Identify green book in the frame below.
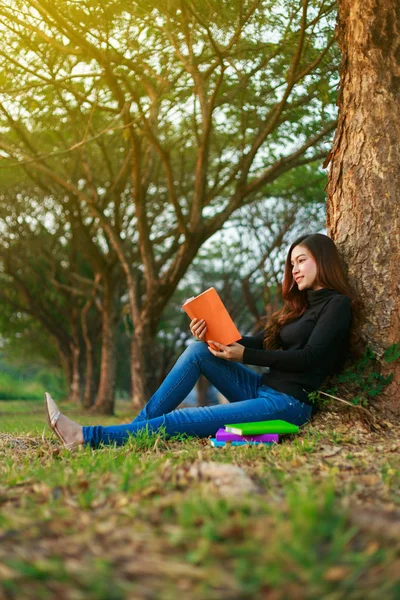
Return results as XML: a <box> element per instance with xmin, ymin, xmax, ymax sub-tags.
<box><xmin>224</xmin><ymin>419</ymin><xmax>299</xmax><ymax>436</ymax></box>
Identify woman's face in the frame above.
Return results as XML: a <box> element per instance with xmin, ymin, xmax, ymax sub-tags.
<box><xmin>290</xmin><ymin>245</ymin><xmax>322</xmax><ymax>291</ymax></box>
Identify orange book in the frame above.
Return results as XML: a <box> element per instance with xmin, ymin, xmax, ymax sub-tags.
<box><xmin>182</xmin><ymin>287</ymin><xmax>241</xmax><ymax>346</ymax></box>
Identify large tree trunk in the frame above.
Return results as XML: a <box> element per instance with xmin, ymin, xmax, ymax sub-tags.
<box><xmin>326</xmin><ymin>0</ymin><xmax>400</xmax><ymax>414</ymax></box>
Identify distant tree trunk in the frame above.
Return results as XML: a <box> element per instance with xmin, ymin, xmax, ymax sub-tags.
<box><xmin>196</xmin><ymin>375</ymin><xmax>210</xmax><ymax>407</ymax></box>
<box><xmin>92</xmin><ymin>281</ymin><xmax>119</xmax><ymax>415</ymax></box>
<box><xmin>57</xmin><ymin>346</ymin><xmax>72</xmax><ymax>400</ymax></box>
<box><xmin>55</xmin><ymin>340</ymin><xmax>79</xmax><ymax>403</ymax></box>
<box><xmin>68</xmin><ymin>310</ymin><xmax>81</xmax><ymax>404</ymax></box>
<box><xmin>81</xmin><ymin>300</ymin><xmax>96</xmax><ymax>409</ymax></box>
<box><xmin>326</xmin><ymin>0</ymin><xmax>400</xmax><ymax>414</ymax></box>
<box><xmin>69</xmin><ymin>343</ymin><xmax>81</xmax><ymax>404</ymax></box>
<box><xmin>131</xmin><ymin>320</ymin><xmax>157</xmax><ymax>409</ymax></box>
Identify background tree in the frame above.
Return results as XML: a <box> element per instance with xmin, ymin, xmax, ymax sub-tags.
<box><xmin>0</xmin><ymin>0</ymin><xmax>338</xmax><ymax>411</ymax></box>
<box><xmin>0</xmin><ymin>302</ymin><xmax>68</xmax><ymax>401</ymax></box>
<box><xmin>158</xmin><ymin>194</ymin><xmax>325</xmax><ymax>405</ymax></box>
<box><xmin>325</xmin><ymin>0</ymin><xmax>400</xmax><ymax>414</ymax></box>
<box><xmin>0</xmin><ymin>204</ymin><xmax>103</xmax><ymax>404</ymax></box>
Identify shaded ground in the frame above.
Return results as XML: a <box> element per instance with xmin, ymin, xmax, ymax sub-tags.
<box><xmin>0</xmin><ymin>399</ymin><xmax>399</xmax><ymax>599</ymax></box>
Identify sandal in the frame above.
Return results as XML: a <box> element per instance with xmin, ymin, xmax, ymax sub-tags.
<box><xmin>44</xmin><ymin>392</ymin><xmax>81</xmax><ymax>450</ymax></box>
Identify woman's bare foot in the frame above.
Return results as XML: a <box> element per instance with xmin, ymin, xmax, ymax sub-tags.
<box><xmin>45</xmin><ymin>392</ymin><xmax>84</xmax><ymax>448</ymax></box>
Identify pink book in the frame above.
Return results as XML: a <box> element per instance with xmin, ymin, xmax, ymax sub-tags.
<box><xmin>215</xmin><ymin>428</ymin><xmax>279</xmax><ymax>443</ymax></box>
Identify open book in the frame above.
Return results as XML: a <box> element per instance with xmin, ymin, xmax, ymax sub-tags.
<box><xmin>182</xmin><ymin>287</ymin><xmax>241</xmax><ymax>346</ymax></box>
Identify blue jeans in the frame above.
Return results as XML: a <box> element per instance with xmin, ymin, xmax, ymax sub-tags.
<box><xmin>83</xmin><ymin>342</ymin><xmax>312</xmax><ymax>448</ymax></box>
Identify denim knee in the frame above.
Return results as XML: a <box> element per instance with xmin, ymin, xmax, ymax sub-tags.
<box><xmin>181</xmin><ymin>341</ymin><xmax>209</xmax><ymax>362</ymax></box>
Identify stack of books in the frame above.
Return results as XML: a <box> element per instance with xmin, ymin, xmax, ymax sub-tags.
<box><xmin>209</xmin><ymin>419</ymin><xmax>299</xmax><ymax>448</ymax></box>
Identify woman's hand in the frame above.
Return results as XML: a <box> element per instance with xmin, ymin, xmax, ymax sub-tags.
<box><xmin>190</xmin><ymin>318</ymin><xmax>207</xmax><ymax>341</ymax></box>
<box><xmin>207</xmin><ymin>341</ymin><xmax>244</xmax><ymax>362</ymax></box>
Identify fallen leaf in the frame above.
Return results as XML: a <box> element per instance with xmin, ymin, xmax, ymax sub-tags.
<box><xmin>349</xmin><ymin>508</ymin><xmax>400</xmax><ymax>542</ymax></box>
<box><xmin>290</xmin><ymin>456</ymin><xmax>306</xmax><ymax>467</ymax></box>
<box><xmin>359</xmin><ymin>474</ymin><xmax>381</xmax><ymax>486</ymax></box>
<box><xmin>0</xmin><ymin>562</ymin><xmax>17</xmax><ymax>579</ymax></box>
<box><xmin>319</xmin><ymin>445</ymin><xmax>342</xmax><ymax>458</ymax></box>
<box><xmin>324</xmin><ymin>565</ymin><xmax>351</xmax><ymax>581</ymax></box>
<box><xmin>365</xmin><ymin>542</ymin><xmax>380</xmax><ymax>555</ymax></box>
<box><xmin>95</xmin><ymin>521</ymin><xmax>115</xmax><ymax>535</ymax></box>
<box><xmin>386</xmin><ymin>445</ymin><xmax>399</xmax><ymax>453</ymax></box>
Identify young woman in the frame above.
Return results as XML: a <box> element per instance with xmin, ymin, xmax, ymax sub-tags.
<box><xmin>45</xmin><ymin>233</ymin><xmax>359</xmax><ymax>449</ymax></box>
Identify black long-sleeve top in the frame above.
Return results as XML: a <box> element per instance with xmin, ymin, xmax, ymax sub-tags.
<box><xmin>240</xmin><ymin>288</ymin><xmax>352</xmax><ymax>405</ymax></box>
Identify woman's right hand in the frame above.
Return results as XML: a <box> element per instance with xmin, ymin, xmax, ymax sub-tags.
<box><xmin>190</xmin><ymin>318</ymin><xmax>207</xmax><ymax>341</ymax></box>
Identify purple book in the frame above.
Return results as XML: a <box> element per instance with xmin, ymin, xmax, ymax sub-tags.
<box><xmin>215</xmin><ymin>428</ymin><xmax>279</xmax><ymax>443</ymax></box>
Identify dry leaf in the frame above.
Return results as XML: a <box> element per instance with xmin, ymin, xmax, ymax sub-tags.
<box><xmin>323</xmin><ymin>565</ymin><xmax>351</xmax><ymax>581</ymax></box>
<box><xmin>113</xmin><ymin>494</ymin><xmax>130</xmax><ymax>508</ymax></box>
<box><xmin>319</xmin><ymin>445</ymin><xmax>342</xmax><ymax>458</ymax></box>
<box><xmin>359</xmin><ymin>474</ymin><xmax>381</xmax><ymax>486</ymax></box>
<box><xmin>0</xmin><ymin>562</ymin><xmax>17</xmax><ymax>579</ymax></box>
<box><xmin>349</xmin><ymin>508</ymin><xmax>400</xmax><ymax>542</ymax></box>
<box><xmin>95</xmin><ymin>521</ymin><xmax>115</xmax><ymax>535</ymax></box>
<box><xmin>365</xmin><ymin>542</ymin><xmax>380</xmax><ymax>555</ymax></box>
<box><xmin>290</xmin><ymin>456</ymin><xmax>306</xmax><ymax>467</ymax></box>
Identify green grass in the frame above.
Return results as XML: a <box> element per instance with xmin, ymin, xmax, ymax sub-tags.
<box><xmin>0</xmin><ymin>398</ymin><xmax>399</xmax><ymax>599</ymax></box>
<box><xmin>0</xmin><ymin>371</ymin><xmax>66</xmax><ymax>401</ymax></box>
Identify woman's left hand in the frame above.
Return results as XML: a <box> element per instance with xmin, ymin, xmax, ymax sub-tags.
<box><xmin>207</xmin><ymin>341</ymin><xmax>245</xmax><ymax>362</ymax></box>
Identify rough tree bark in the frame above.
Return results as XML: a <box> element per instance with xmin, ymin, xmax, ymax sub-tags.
<box><xmin>326</xmin><ymin>0</ymin><xmax>400</xmax><ymax>414</ymax></box>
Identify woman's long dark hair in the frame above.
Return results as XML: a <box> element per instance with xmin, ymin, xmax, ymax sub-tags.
<box><xmin>263</xmin><ymin>233</ymin><xmax>364</xmax><ymax>357</ymax></box>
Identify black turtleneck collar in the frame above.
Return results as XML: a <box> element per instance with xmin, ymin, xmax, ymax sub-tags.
<box><xmin>306</xmin><ymin>288</ymin><xmax>341</xmax><ymax>306</ymax></box>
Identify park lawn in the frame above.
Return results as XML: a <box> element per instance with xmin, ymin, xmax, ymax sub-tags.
<box><xmin>0</xmin><ymin>399</ymin><xmax>399</xmax><ymax>600</ymax></box>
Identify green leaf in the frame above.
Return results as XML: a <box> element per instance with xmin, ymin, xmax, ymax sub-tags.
<box><xmin>383</xmin><ymin>342</ymin><xmax>400</xmax><ymax>364</ymax></box>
